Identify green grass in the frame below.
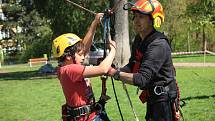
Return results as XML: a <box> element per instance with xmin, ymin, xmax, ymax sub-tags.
<box><xmin>173</xmin><ymin>54</ymin><xmax>215</xmax><ymax>63</ymax></box>
<box><xmin>0</xmin><ymin>64</ymin><xmax>215</xmax><ymax>121</ymax></box>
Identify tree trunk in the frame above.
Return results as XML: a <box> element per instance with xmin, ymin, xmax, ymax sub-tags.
<box><xmin>111</xmin><ymin>0</ymin><xmax>130</xmax><ymax>67</ymax></box>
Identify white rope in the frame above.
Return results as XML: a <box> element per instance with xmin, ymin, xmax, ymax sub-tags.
<box><xmin>122</xmin><ymin>83</ymin><xmax>140</xmax><ymax>121</ymax></box>
<box><xmin>65</xmin><ymin>0</ymin><xmax>96</xmax><ymax>15</ymax></box>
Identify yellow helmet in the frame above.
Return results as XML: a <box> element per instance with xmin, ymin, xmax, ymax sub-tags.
<box><xmin>52</xmin><ymin>33</ymin><xmax>81</xmax><ymax>58</ymax></box>
<box><xmin>124</xmin><ymin>0</ymin><xmax>164</xmax><ymax>28</ymax></box>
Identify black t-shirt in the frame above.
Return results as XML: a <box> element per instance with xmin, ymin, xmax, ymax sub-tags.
<box><xmin>124</xmin><ymin>31</ymin><xmax>175</xmax><ymax>89</ymax></box>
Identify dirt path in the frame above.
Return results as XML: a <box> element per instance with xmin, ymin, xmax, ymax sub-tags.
<box><xmin>173</xmin><ymin>63</ymin><xmax>215</xmax><ymax>67</ymax></box>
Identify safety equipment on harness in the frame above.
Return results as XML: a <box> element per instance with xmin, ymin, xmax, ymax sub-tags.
<box><xmin>172</xmin><ymin>80</ymin><xmax>182</xmax><ymax>121</ymax></box>
<box><xmin>139</xmin><ymin>90</ymin><xmax>149</xmax><ymax>103</ymax></box>
<box><xmin>62</xmin><ymin>103</ymin><xmax>102</xmax><ymax>121</ymax></box>
<box><xmin>52</xmin><ymin>33</ymin><xmax>81</xmax><ymax>58</ymax></box>
<box><xmin>123</xmin><ymin>0</ymin><xmax>164</xmax><ymax>28</ymax></box>
<box><xmin>172</xmin><ymin>100</ymin><xmax>181</xmax><ymax>121</ymax></box>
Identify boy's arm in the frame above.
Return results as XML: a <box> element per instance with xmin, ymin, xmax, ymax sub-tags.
<box><xmin>82</xmin><ymin>13</ymin><xmax>103</xmax><ymax>55</ymax></box>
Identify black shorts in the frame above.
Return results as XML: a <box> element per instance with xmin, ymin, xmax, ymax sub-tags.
<box><xmin>145</xmin><ymin>101</ymin><xmax>173</xmax><ymax>121</ymax></box>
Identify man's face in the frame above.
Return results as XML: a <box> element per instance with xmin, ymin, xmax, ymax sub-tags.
<box><xmin>132</xmin><ymin>12</ymin><xmax>152</xmax><ymax>33</ymax></box>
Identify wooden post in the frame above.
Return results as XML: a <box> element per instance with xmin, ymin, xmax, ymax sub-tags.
<box><xmin>203</xmin><ymin>24</ymin><xmax>206</xmax><ymax>66</ymax></box>
<box><xmin>0</xmin><ymin>46</ymin><xmax>3</xmax><ymax>68</ymax></box>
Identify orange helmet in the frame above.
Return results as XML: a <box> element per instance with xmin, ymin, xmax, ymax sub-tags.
<box><xmin>124</xmin><ymin>0</ymin><xmax>164</xmax><ymax>28</ymax></box>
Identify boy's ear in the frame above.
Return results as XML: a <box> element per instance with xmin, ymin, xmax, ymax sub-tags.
<box><xmin>65</xmin><ymin>56</ymin><xmax>72</xmax><ymax>61</ymax></box>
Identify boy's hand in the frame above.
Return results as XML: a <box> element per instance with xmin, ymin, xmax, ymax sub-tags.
<box><xmin>108</xmin><ymin>35</ymin><xmax>116</xmax><ymax>50</ymax></box>
<box><xmin>94</xmin><ymin>13</ymin><xmax>104</xmax><ymax>24</ymax></box>
<box><xmin>107</xmin><ymin>67</ymin><xmax>117</xmax><ymax>76</ymax></box>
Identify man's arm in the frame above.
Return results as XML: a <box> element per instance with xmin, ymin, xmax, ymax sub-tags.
<box><xmin>82</xmin><ymin>13</ymin><xmax>103</xmax><ymax>55</ymax></box>
<box><xmin>120</xmin><ymin>65</ymin><xmax>131</xmax><ymax>73</ymax></box>
<box><xmin>109</xmin><ymin>39</ymin><xmax>168</xmax><ymax>88</ymax></box>
<box><xmin>117</xmin><ymin>71</ymin><xmax>134</xmax><ymax>85</ymax></box>
<box><xmin>108</xmin><ymin>68</ymin><xmax>134</xmax><ymax>85</ymax></box>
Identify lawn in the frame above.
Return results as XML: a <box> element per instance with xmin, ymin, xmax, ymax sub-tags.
<box><xmin>173</xmin><ymin>54</ymin><xmax>215</xmax><ymax>63</ymax></box>
<box><xmin>0</xmin><ymin>63</ymin><xmax>215</xmax><ymax>121</ymax></box>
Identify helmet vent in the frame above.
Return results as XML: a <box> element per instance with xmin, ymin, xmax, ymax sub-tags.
<box><xmin>67</xmin><ymin>37</ymin><xmax>77</xmax><ymax>45</ymax></box>
<box><xmin>57</xmin><ymin>46</ymin><xmax>60</xmax><ymax>54</ymax></box>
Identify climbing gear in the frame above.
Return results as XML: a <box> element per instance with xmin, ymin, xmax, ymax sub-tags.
<box><xmin>123</xmin><ymin>0</ymin><xmax>165</xmax><ymax>28</ymax></box>
<box><xmin>98</xmin><ymin>76</ymin><xmax>111</xmax><ymax>121</ymax></box>
<box><xmin>102</xmin><ymin>9</ymin><xmax>125</xmax><ymax>121</ymax></box>
<box><xmin>103</xmin><ymin>6</ymin><xmax>139</xmax><ymax>121</ymax></box>
<box><xmin>52</xmin><ymin>33</ymin><xmax>81</xmax><ymax>58</ymax></box>
<box><xmin>171</xmin><ymin>80</ymin><xmax>184</xmax><ymax>121</ymax></box>
<box><xmin>139</xmin><ymin>90</ymin><xmax>149</xmax><ymax>104</ymax></box>
<box><xmin>122</xmin><ymin>81</ymin><xmax>140</xmax><ymax>121</ymax></box>
<box><xmin>62</xmin><ymin>103</ymin><xmax>102</xmax><ymax>121</ymax></box>
<box><xmin>153</xmin><ymin>85</ymin><xmax>167</xmax><ymax>95</ymax></box>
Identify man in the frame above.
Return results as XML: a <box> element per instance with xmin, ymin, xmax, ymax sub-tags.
<box><xmin>52</xmin><ymin>13</ymin><xmax>116</xmax><ymax>121</ymax></box>
<box><xmin>108</xmin><ymin>0</ymin><xmax>180</xmax><ymax>121</ymax></box>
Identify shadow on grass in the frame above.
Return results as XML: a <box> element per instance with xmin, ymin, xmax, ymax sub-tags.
<box><xmin>0</xmin><ymin>70</ymin><xmax>57</xmax><ymax>81</ymax></box>
<box><xmin>180</xmin><ymin>94</ymin><xmax>215</xmax><ymax>107</ymax></box>
<box><xmin>181</xmin><ymin>94</ymin><xmax>215</xmax><ymax>101</ymax></box>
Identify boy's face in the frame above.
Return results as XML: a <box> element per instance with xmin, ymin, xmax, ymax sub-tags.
<box><xmin>132</xmin><ymin>12</ymin><xmax>152</xmax><ymax>33</ymax></box>
<box><xmin>74</xmin><ymin>50</ymin><xmax>85</xmax><ymax>65</ymax></box>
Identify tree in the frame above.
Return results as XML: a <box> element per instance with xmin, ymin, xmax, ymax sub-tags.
<box><xmin>159</xmin><ymin>0</ymin><xmax>193</xmax><ymax>52</ymax></box>
<box><xmin>0</xmin><ymin>0</ymin><xmax>24</xmax><ymax>57</ymax></box>
<box><xmin>186</xmin><ymin>0</ymin><xmax>215</xmax><ymax>51</ymax></box>
<box><xmin>0</xmin><ymin>0</ymin><xmax>53</xmax><ymax>63</ymax></box>
<box><xmin>110</xmin><ymin>0</ymin><xmax>130</xmax><ymax>66</ymax></box>
<box><xmin>16</xmin><ymin>9</ymin><xmax>52</xmax><ymax>62</ymax></box>
<box><xmin>35</xmin><ymin>0</ymin><xmax>108</xmax><ymax>38</ymax></box>
<box><xmin>34</xmin><ymin>0</ymin><xmax>131</xmax><ymax>66</ymax></box>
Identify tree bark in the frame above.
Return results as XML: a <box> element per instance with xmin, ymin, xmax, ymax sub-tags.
<box><xmin>111</xmin><ymin>0</ymin><xmax>130</xmax><ymax>67</ymax></box>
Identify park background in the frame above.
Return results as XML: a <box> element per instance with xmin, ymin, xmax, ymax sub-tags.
<box><xmin>0</xmin><ymin>0</ymin><xmax>215</xmax><ymax>121</ymax></box>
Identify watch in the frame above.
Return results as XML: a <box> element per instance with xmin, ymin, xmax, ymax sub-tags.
<box><xmin>113</xmin><ymin>69</ymin><xmax>121</xmax><ymax>80</ymax></box>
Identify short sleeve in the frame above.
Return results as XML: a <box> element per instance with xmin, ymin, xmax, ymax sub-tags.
<box><xmin>64</xmin><ymin>64</ymin><xmax>85</xmax><ymax>82</ymax></box>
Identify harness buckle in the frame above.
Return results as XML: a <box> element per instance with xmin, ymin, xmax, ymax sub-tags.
<box><xmin>74</xmin><ymin>105</ymin><xmax>91</xmax><ymax>117</ymax></box>
<box><xmin>94</xmin><ymin>103</ymin><xmax>102</xmax><ymax>113</ymax></box>
<box><xmin>154</xmin><ymin>86</ymin><xmax>165</xmax><ymax>96</ymax></box>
